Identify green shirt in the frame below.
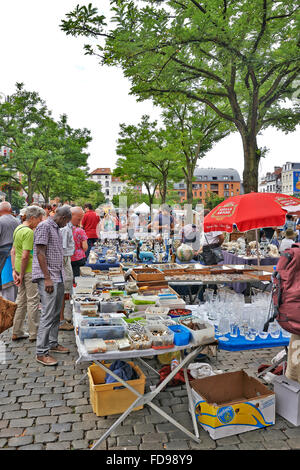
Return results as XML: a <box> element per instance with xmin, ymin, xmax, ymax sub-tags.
<box><xmin>13</xmin><ymin>225</ymin><xmax>34</xmax><ymax>274</ymax></box>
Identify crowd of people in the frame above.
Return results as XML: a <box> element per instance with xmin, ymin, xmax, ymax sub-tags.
<box><xmin>0</xmin><ymin>201</ymin><xmax>101</xmax><ymax>367</ymax></box>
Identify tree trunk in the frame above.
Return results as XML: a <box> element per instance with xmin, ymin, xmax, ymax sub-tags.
<box><xmin>242</xmin><ymin>134</ymin><xmax>260</xmax><ymax>194</ymax></box>
<box><xmin>161</xmin><ymin>177</ymin><xmax>167</xmax><ymax>204</ymax></box>
<box><xmin>26</xmin><ymin>178</ymin><xmax>34</xmax><ymax>204</ymax></box>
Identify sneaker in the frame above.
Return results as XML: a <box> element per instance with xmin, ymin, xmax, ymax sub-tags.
<box><xmin>59</xmin><ymin>321</ymin><xmax>74</xmax><ymax>331</ymax></box>
<box><xmin>49</xmin><ymin>344</ymin><xmax>70</xmax><ymax>354</ymax></box>
<box><xmin>36</xmin><ymin>354</ymin><xmax>58</xmax><ymax>366</ymax></box>
<box><xmin>12</xmin><ymin>334</ymin><xmax>29</xmax><ymax>341</ymax></box>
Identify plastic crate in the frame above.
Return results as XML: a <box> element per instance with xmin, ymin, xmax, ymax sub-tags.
<box><xmin>88</xmin><ymin>362</ymin><xmax>146</xmax><ymax>416</ymax></box>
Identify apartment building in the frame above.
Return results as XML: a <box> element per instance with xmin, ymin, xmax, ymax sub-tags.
<box><xmin>173</xmin><ymin>167</ymin><xmax>241</xmax><ymax>203</ymax></box>
<box><xmin>281</xmin><ymin>162</ymin><xmax>300</xmax><ymax>195</ymax></box>
<box><xmin>89</xmin><ymin>168</ymin><xmax>142</xmax><ymax>203</ymax></box>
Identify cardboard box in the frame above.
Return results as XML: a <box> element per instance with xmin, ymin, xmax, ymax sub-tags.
<box><xmin>273</xmin><ymin>375</ymin><xmax>300</xmax><ymax>426</ymax></box>
<box><xmin>191</xmin><ymin>370</ymin><xmax>275</xmax><ymax>439</ymax></box>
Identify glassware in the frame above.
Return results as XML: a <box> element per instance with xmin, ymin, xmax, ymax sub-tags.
<box><xmin>268</xmin><ymin>321</ymin><xmax>280</xmax><ymax>339</ymax></box>
<box><xmin>218</xmin><ymin>314</ymin><xmax>230</xmax><ymax>336</ymax></box>
<box><xmin>280</xmin><ymin>327</ymin><xmax>291</xmax><ymax>338</ymax></box>
<box><xmin>230</xmin><ymin>323</ymin><xmax>239</xmax><ymax>338</ymax></box>
<box><xmin>245</xmin><ymin>327</ymin><xmax>257</xmax><ymax>341</ymax></box>
<box><xmin>258</xmin><ymin>330</ymin><xmax>269</xmax><ymax>339</ymax></box>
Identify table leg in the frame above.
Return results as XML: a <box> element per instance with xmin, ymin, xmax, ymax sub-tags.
<box><xmin>181</xmin><ymin>352</ymin><xmax>199</xmax><ymax>439</ymax></box>
<box><xmin>90</xmin><ymin>347</ymin><xmax>204</xmax><ymax>450</ymax></box>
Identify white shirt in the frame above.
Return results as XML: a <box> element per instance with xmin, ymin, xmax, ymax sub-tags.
<box><xmin>202</xmin><ymin>231</ymin><xmax>223</xmax><ymax>247</ymax></box>
<box><xmin>279</xmin><ymin>238</ymin><xmax>294</xmax><ymax>254</ymax></box>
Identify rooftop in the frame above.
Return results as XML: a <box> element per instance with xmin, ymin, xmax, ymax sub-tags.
<box><xmin>174</xmin><ymin>167</ymin><xmax>241</xmax><ymax>189</ymax></box>
<box><xmin>90</xmin><ymin>168</ymin><xmax>111</xmax><ymax>175</ymax></box>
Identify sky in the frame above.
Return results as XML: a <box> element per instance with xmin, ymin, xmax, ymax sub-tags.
<box><xmin>0</xmin><ymin>0</ymin><xmax>299</xmax><ymax>182</ymax></box>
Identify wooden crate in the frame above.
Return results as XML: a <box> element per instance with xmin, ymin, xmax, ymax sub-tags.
<box><xmin>131</xmin><ymin>267</ymin><xmax>166</xmax><ymax>282</ymax></box>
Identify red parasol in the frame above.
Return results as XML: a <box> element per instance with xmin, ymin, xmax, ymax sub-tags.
<box><xmin>204</xmin><ymin>192</ymin><xmax>300</xmax><ymax>233</ymax></box>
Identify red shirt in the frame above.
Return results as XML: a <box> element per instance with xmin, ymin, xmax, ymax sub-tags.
<box><xmin>81</xmin><ymin>211</ymin><xmax>100</xmax><ymax>239</ymax></box>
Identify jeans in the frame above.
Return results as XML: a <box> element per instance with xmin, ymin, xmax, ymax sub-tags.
<box><xmin>36</xmin><ymin>280</ymin><xmax>64</xmax><ymax>356</ymax></box>
<box><xmin>0</xmin><ymin>244</ymin><xmax>12</xmax><ymax>288</ymax></box>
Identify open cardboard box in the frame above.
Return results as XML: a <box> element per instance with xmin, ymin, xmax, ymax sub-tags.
<box><xmin>191</xmin><ymin>370</ymin><xmax>275</xmax><ymax>439</ymax></box>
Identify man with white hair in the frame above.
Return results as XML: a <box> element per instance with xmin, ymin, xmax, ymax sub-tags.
<box><xmin>11</xmin><ymin>205</ymin><xmax>45</xmax><ymax>341</ymax></box>
<box><xmin>0</xmin><ymin>201</ymin><xmax>19</xmax><ymax>283</ymax></box>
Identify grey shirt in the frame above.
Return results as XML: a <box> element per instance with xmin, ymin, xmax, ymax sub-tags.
<box><xmin>0</xmin><ymin>214</ymin><xmax>20</xmax><ymax>248</ymax></box>
<box><xmin>61</xmin><ymin>222</ymin><xmax>75</xmax><ymax>257</ymax></box>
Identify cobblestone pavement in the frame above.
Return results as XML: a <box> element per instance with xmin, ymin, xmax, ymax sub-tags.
<box><xmin>0</xmin><ymin>327</ymin><xmax>298</xmax><ymax>451</ymax></box>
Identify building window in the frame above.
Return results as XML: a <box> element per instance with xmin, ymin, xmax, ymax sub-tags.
<box><xmin>212</xmin><ymin>176</ymin><xmax>218</xmax><ymax>180</ymax></box>
<box><xmin>224</xmin><ymin>191</ymin><xmax>229</xmax><ymax>197</ymax></box>
<box><xmin>224</xmin><ymin>184</ymin><xmax>229</xmax><ymax>189</ymax></box>
<box><xmin>210</xmin><ymin>184</ymin><xmax>218</xmax><ymax>190</ymax></box>
<box><xmin>223</xmin><ymin>176</ymin><xmax>229</xmax><ymax>180</ymax></box>
<box><xmin>204</xmin><ymin>184</ymin><xmax>207</xmax><ymax>189</ymax></box>
<box><xmin>231</xmin><ymin>191</ymin><xmax>234</xmax><ymax>196</ymax></box>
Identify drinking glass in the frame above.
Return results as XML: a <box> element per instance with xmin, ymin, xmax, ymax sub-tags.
<box><xmin>245</xmin><ymin>327</ymin><xmax>257</xmax><ymax>341</ymax></box>
<box><xmin>218</xmin><ymin>314</ymin><xmax>230</xmax><ymax>336</ymax></box>
<box><xmin>280</xmin><ymin>327</ymin><xmax>291</xmax><ymax>338</ymax></box>
<box><xmin>258</xmin><ymin>330</ymin><xmax>269</xmax><ymax>339</ymax></box>
<box><xmin>230</xmin><ymin>322</ymin><xmax>239</xmax><ymax>338</ymax></box>
<box><xmin>268</xmin><ymin>321</ymin><xmax>280</xmax><ymax>339</ymax></box>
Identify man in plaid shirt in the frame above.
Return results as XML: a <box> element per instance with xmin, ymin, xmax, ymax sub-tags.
<box><xmin>32</xmin><ymin>206</ymin><xmax>72</xmax><ymax>366</ymax></box>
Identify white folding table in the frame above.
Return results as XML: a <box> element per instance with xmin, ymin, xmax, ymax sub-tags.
<box><xmin>73</xmin><ymin>311</ymin><xmax>214</xmax><ymax>450</ymax></box>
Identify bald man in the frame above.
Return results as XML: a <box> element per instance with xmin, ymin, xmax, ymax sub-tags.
<box><xmin>0</xmin><ymin>201</ymin><xmax>19</xmax><ymax>283</ymax></box>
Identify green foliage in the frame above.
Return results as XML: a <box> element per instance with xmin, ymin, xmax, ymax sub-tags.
<box><xmin>11</xmin><ymin>191</ymin><xmax>26</xmax><ymax>210</ymax></box>
<box><xmin>61</xmin><ymin>1</ymin><xmax>300</xmax><ymax>192</ymax></box>
<box><xmin>114</xmin><ymin>115</ymin><xmax>183</xmax><ymax>204</ymax></box>
<box><xmin>112</xmin><ymin>187</ymin><xmax>150</xmax><ymax>207</ymax></box>
<box><xmin>205</xmin><ymin>191</ymin><xmax>225</xmax><ymax>210</ymax></box>
<box><xmin>0</xmin><ymin>84</ymin><xmax>92</xmax><ymax>203</ymax></box>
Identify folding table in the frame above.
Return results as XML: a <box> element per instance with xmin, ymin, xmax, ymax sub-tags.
<box><xmin>73</xmin><ymin>310</ymin><xmax>216</xmax><ymax>450</ymax></box>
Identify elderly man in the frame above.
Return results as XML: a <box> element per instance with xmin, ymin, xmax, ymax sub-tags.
<box><xmin>32</xmin><ymin>206</ymin><xmax>72</xmax><ymax>366</ymax></box>
<box><xmin>11</xmin><ymin>205</ymin><xmax>45</xmax><ymax>341</ymax></box>
<box><xmin>0</xmin><ymin>201</ymin><xmax>19</xmax><ymax>283</ymax></box>
<box><xmin>59</xmin><ymin>206</ymin><xmax>75</xmax><ymax>331</ymax></box>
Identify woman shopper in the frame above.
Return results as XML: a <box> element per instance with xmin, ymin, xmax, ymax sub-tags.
<box><xmin>70</xmin><ymin>207</ymin><xmax>88</xmax><ymax>279</ymax></box>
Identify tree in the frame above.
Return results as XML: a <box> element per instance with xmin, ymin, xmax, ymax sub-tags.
<box><xmin>115</xmin><ymin>115</ymin><xmax>183</xmax><ymax>204</ymax></box>
<box><xmin>162</xmin><ymin>101</ymin><xmax>232</xmax><ymax>203</ymax></box>
<box><xmin>112</xmin><ymin>187</ymin><xmax>149</xmax><ymax>208</ymax></box>
<box><xmin>0</xmin><ymin>84</ymin><xmax>92</xmax><ymax>202</ymax></box>
<box><xmin>205</xmin><ymin>191</ymin><xmax>225</xmax><ymax>210</ymax></box>
<box><xmin>61</xmin><ymin>1</ymin><xmax>300</xmax><ymax>193</ymax></box>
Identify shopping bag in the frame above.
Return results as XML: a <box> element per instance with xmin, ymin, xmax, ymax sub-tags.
<box><xmin>0</xmin><ymin>296</ymin><xmax>17</xmax><ymax>334</ymax></box>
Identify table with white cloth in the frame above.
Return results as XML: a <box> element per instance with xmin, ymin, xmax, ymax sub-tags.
<box><xmin>73</xmin><ymin>309</ymin><xmax>215</xmax><ymax>450</ymax></box>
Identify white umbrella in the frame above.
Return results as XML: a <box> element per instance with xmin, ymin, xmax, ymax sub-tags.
<box><xmin>134</xmin><ymin>202</ymin><xmax>150</xmax><ymax>213</ymax></box>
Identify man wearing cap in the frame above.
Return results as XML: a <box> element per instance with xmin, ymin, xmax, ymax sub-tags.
<box><xmin>279</xmin><ymin>228</ymin><xmax>297</xmax><ymax>254</ymax></box>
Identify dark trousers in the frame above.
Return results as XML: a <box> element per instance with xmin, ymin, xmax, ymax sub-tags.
<box><xmin>86</xmin><ymin>238</ymin><xmax>98</xmax><ymax>259</ymax></box>
<box><xmin>71</xmin><ymin>258</ymin><xmax>86</xmax><ymax>279</ymax></box>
